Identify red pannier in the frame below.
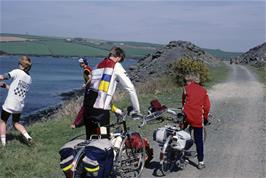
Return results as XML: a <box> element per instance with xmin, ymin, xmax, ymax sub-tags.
<box><xmin>149</xmin><ymin>99</ymin><xmax>167</xmax><ymax>113</ymax></box>
<box><xmin>125</xmin><ymin>132</ymin><xmax>154</xmax><ymax>167</ymax></box>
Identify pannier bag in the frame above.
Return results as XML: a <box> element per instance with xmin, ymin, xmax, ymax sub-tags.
<box><xmin>125</xmin><ymin>132</ymin><xmax>154</xmax><ymax>167</ymax></box>
<box><xmin>149</xmin><ymin>99</ymin><xmax>167</xmax><ymax>113</ymax></box>
<box><xmin>171</xmin><ymin>130</ymin><xmax>192</xmax><ymax>150</ymax></box>
<box><xmin>59</xmin><ymin>139</ymin><xmax>85</xmax><ymax>177</ymax></box>
<box><xmin>153</xmin><ymin>127</ymin><xmax>168</xmax><ymax>144</ymax></box>
<box><xmin>153</xmin><ymin>126</ymin><xmax>193</xmax><ymax>150</ymax></box>
<box><xmin>83</xmin><ymin>139</ymin><xmax>114</xmax><ymax>178</ymax></box>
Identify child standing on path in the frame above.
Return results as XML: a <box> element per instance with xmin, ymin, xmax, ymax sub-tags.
<box><xmin>182</xmin><ymin>73</ymin><xmax>211</xmax><ymax>169</ymax></box>
<box><xmin>0</xmin><ymin>56</ymin><xmax>33</xmax><ymax>146</ymax></box>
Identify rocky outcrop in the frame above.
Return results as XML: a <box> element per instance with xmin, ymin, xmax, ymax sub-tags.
<box><xmin>238</xmin><ymin>42</ymin><xmax>266</xmax><ymax>67</ymax></box>
<box><xmin>129</xmin><ymin>40</ymin><xmax>219</xmax><ymax>83</ymax></box>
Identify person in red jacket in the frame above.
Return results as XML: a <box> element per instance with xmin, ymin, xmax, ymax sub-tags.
<box><xmin>182</xmin><ymin>73</ymin><xmax>211</xmax><ymax>169</ymax></box>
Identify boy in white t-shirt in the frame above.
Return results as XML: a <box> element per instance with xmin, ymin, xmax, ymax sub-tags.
<box><xmin>0</xmin><ymin>56</ymin><xmax>33</xmax><ymax>146</ymax></box>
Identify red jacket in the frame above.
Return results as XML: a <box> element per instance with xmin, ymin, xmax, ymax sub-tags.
<box><xmin>182</xmin><ymin>81</ymin><xmax>211</xmax><ymax>128</ymax></box>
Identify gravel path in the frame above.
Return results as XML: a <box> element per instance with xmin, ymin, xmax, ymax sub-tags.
<box><xmin>141</xmin><ymin>64</ymin><xmax>266</xmax><ymax>178</ymax></box>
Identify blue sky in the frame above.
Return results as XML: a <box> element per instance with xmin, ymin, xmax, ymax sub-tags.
<box><xmin>0</xmin><ymin>1</ymin><xmax>265</xmax><ymax>52</ymax></box>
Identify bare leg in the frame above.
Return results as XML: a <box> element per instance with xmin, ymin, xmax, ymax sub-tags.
<box><xmin>0</xmin><ymin>119</ymin><xmax>7</xmax><ymax>136</ymax></box>
<box><xmin>0</xmin><ymin>119</ymin><xmax>7</xmax><ymax>146</ymax></box>
<box><xmin>14</xmin><ymin>122</ymin><xmax>32</xmax><ymax>140</ymax></box>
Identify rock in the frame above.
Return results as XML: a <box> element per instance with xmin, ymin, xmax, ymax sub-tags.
<box><xmin>238</xmin><ymin>42</ymin><xmax>266</xmax><ymax>66</ymax></box>
<box><xmin>129</xmin><ymin>40</ymin><xmax>219</xmax><ymax>83</ymax></box>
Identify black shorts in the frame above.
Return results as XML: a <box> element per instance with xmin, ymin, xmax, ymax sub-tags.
<box><xmin>84</xmin><ymin>90</ymin><xmax>110</xmax><ymax>139</ymax></box>
<box><xmin>1</xmin><ymin>109</ymin><xmax>21</xmax><ymax>123</ymax></box>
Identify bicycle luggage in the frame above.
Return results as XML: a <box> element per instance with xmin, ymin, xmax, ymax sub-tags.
<box><xmin>82</xmin><ymin>139</ymin><xmax>114</xmax><ymax>178</ymax></box>
<box><xmin>153</xmin><ymin>127</ymin><xmax>168</xmax><ymax>144</ymax></box>
<box><xmin>149</xmin><ymin>99</ymin><xmax>167</xmax><ymax>113</ymax></box>
<box><xmin>125</xmin><ymin>132</ymin><xmax>154</xmax><ymax>166</ymax></box>
<box><xmin>171</xmin><ymin>130</ymin><xmax>192</xmax><ymax>150</ymax></box>
<box><xmin>59</xmin><ymin>139</ymin><xmax>85</xmax><ymax>177</ymax></box>
<box><xmin>125</xmin><ymin>132</ymin><xmax>144</xmax><ymax>150</ymax></box>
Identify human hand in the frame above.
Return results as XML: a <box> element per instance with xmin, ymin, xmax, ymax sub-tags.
<box><xmin>71</xmin><ymin>124</ymin><xmax>76</xmax><ymax>129</ymax></box>
<box><xmin>204</xmin><ymin>119</ymin><xmax>211</xmax><ymax>126</ymax></box>
<box><xmin>0</xmin><ymin>82</ymin><xmax>6</xmax><ymax>88</ymax></box>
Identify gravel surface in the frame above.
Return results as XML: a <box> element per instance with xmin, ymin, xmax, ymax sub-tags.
<box><xmin>141</xmin><ymin>64</ymin><xmax>266</xmax><ymax>178</ymax></box>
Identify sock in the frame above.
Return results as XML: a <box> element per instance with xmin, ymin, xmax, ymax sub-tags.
<box><xmin>22</xmin><ymin>131</ymin><xmax>32</xmax><ymax>140</ymax></box>
<box><xmin>1</xmin><ymin>135</ymin><xmax>6</xmax><ymax>146</ymax></box>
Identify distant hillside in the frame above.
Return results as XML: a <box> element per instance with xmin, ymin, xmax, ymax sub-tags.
<box><xmin>238</xmin><ymin>42</ymin><xmax>266</xmax><ymax>67</ymax></box>
<box><xmin>0</xmin><ymin>33</ymin><xmax>159</xmax><ymax>58</ymax></box>
<box><xmin>1</xmin><ymin>33</ymin><xmax>242</xmax><ymax>60</ymax></box>
<box><xmin>129</xmin><ymin>40</ymin><xmax>219</xmax><ymax>83</ymax></box>
<box><xmin>204</xmin><ymin>48</ymin><xmax>242</xmax><ymax>60</ymax></box>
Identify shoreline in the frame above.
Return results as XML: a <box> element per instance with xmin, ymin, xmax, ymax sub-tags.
<box><xmin>21</xmin><ymin>88</ymin><xmax>84</xmax><ymax>125</ymax></box>
<box><xmin>0</xmin><ymin>53</ymin><xmax>141</xmax><ymax>60</ymax></box>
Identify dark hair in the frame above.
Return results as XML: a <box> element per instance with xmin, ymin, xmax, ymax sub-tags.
<box><xmin>108</xmin><ymin>47</ymin><xmax>125</xmax><ymax>62</ymax></box>
<box><xmin>83</xmin><ymin>58</ymin><xmax>88</xmax><ymax>65</ymax></box>
<box><xmin>19</xmin><ymin>56</ymin><xmax>32</xmax><ymax>72</ymax></box>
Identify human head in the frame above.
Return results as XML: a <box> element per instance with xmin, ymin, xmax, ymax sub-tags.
<box><xmin>108</xmin><ymin>47</ymin><xmax>125</xmax><ymax>62</ymax></box>
<box><xmin>19</xmin><ymin>56</ymin><xmax>32</xmax><ymax>72</ymax></box>
<box><xmin>79</xmin><ymin>58</ymin><xmax>88</xmax><ymax>68</ymax></box>
<box><xmin>184</xmin><ymin>73</ymin><xmax>200</xmax><ymax>84</ymax></box>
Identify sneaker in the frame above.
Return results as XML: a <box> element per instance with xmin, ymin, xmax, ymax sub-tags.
<box><xmin>25</xmin><ymin>137</ymin><xmax>34</xmax><ymax>145</ymax></box>
<box><xmin>197</xmin><ymin>162</ymin><xmax>205</xmax><ymax>170</ymax></box>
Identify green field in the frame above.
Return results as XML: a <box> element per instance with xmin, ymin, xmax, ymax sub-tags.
<box><xmin>1</xmin><ymin>33</ymin><xmax>241</xmax><ymax>59</ymax></box>
<box><xmin>0</xmin><ymin>63</ymin><xmax>230</xmax><ymax>178</ymax></box>
<box><xmin>0</xmin><ymin>34</ymin><xmax>158</xmax><ymax>58</ymax></box>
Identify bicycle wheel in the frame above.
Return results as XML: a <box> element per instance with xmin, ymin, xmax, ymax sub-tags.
<box><xmin>115</xmin><ymin>135</ymin><xmax>145</xmax><ymax>178</ymax></box>
<box><xmin>73</xmin><ymin>148</ymin><xmax>86</xmax><ymax>178</ymax></box>
<box><xmin>160</xmin><ymin>136</ymin><xmax>175</xmax><ymax>175</ymax></box>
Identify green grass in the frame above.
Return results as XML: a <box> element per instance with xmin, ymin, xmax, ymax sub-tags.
<box><xmin>204</xmin><ymin>49</ymin><xmax>242</xmax><ymax>60</ymax></box>
<box><xmin>0</xmin><ymin>41</ymin><xmax>51</xmax><ymax>55</ymax></box>
<box><xmin>247</xmin><ymin>65</ymin><xmax>266</xmax><ymax>85</ymax></box>
<box><xmin>205</xmin><ymin>62</ymin><xmax>230</xmax><ymax>88</ymax></box>
<box><xmin>0</xmin><ymin>34</ymin><xmax>158</xmax><ymax>58</ymax></box>
<box><xmin>1</xmin><ymin>34</ymin><xmax>242</xmax><ymax>59</ymax></box>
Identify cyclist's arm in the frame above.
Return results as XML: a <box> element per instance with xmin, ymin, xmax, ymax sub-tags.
<box><xmin>0</xmin><ymin>73</ymin><xmax>11</xmax><ymax>80</ymax></box>
<box><xmin>0</xmin><ymin>73</ymin><xmax>12</xmax><ymax>90</ymax></box>
<box><xmin>115</xmin><ymin>63</ymin><xmax>140</xmax><ymax>113</ymax></box>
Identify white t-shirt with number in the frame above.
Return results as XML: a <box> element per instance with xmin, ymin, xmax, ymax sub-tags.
<box><xmin>2</xmin><ymin>69</ymin><xmax>32</xmax><ymax>114</ymax></box>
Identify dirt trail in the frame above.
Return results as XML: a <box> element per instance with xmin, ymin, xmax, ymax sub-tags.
<box><xmin>142</xmin><ymin>64</ymin><xmax>266</xmax><ymax>178</ymax></box>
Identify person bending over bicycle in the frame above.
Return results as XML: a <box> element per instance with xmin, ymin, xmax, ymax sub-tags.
<box><xmin>83</xmin><ymin>47</ymin><xmax>141</xmax><ymax>139</ymax></box>
<box><xmin>182</xmin><ymin>73</ymin><xmax>211</xmax><ymax>169</ymax></box>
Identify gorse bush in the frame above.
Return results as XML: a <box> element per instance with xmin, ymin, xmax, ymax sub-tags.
<box><xmin>170</xmin><ymin>57</ymin><xmax>210</xmax><ymax>86</ymax></box>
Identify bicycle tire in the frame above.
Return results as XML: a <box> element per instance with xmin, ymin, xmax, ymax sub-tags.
<box><xmin>115</xmin><ymin>135</ymin><xmax>145</xmax><ymax>178</ymax></box>
<box><xmin>160</xmin><ymin>136</ymin><xmax>175</xmax><ymax>175</ymax></box>
<box><xmin>73</xmin><ymin>148</ymin><xmax>86</xmax><ymax>178</ymax></box>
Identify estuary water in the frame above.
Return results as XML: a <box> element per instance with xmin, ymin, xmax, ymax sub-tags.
<box><xmin>0</xmin><ymin>56</ymin><xmax>136</xmax><ymax>119</ymax></box>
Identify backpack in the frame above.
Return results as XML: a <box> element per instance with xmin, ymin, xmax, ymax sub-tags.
<box><xmin>82</xmin><ymin>139</ymin><xmax>114</xmax><ymax>178</ymax></box>
<box><xmin>149</xmin><ymin>99</ymin><xmax>167</xmax><ymax>113</ymax></box>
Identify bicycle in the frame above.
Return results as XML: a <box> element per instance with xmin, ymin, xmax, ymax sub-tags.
<box><xmin>60</xmin><ymin>110</ymin><xmax>146</xmax><ymax>178</ymax></box>
<box><xmin>139</xmin><ymin>107</ymin><xmax>213</xmax><ymax>175</ymax></box>
<box><xmin>109</xmin><ymin>112</ymin><xmax>146</xmax><ymax>178</ymax></box>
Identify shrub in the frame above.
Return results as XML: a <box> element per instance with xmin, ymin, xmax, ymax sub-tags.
<box><xmin>170</xmin><ymin>57</ymin><xmax>210</xmax><ymax>86</ymax></box>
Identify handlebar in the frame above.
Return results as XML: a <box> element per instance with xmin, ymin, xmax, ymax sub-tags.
<box><xmin>138</xmin><ymin>107</ymin><xmax>183</xmax><ymax>128</ymax></box>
